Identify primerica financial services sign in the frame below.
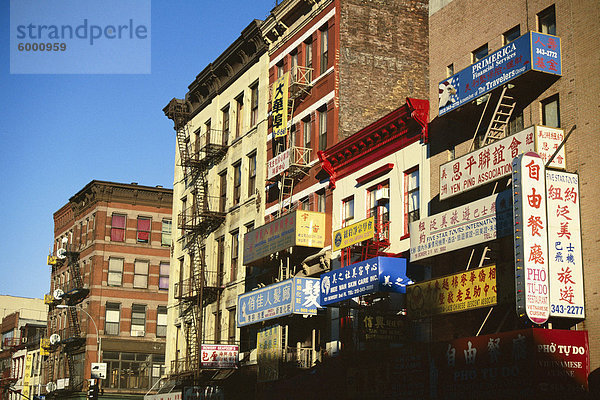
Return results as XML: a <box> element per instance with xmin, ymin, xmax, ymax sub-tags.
<box><xmin>410</xmin><ymin>190</ymin><xmax>513</xmax><ymax>261</ymax></box>
<box><xmin>439</xmin><ymin>125</ymin><xmax>566</xmax><ymax>200</ymax></box>
<box><xmin>438</xmin><ymin>32</ymin><xmax>561</xmax><ymax>116</ymax></box>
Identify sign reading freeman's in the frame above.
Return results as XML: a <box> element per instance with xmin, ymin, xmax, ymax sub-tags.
<box><xmin>410</xmin><ymin>191</ymin><xmax>512</xmax><ymax>261</ymax></box>
<box><xmin>513</xmin><ymin>153</ymin><xmax>549</xmax><ymax>325</ymax></box>
<box><xmin>546</xmin><ymin>171</ymin><xmax>584</xmax><ymax>319</ymax></box>
<box><xmin>237</xmin><ymin>277</ymin><xmax>321</xmax><ymax>327</ymax></box>
<box><xmin>440</xmin><ymin>126</ymin><xmax>566</xmax><ymax>200</ymax></box>
<box><xmin>438</xmin><ymin>32</ymin><xmax>561</xmax><ymax>116</ymax></box>
<box><xmin>320</xmin><ymin>257</ymin><xmax>412</xmax><ymax>306</ymax></box>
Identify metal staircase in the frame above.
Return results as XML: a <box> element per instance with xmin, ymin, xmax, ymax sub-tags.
<box><xmin>481</xmin><ymin>86</ymin><xmax>516</xmax><ymax>146</ymax></box>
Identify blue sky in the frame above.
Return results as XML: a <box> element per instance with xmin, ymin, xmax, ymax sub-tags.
<box><xmin>0</xmin><ymin>0</ymin><xmax>277</xmax><ymax>298</ymax></box>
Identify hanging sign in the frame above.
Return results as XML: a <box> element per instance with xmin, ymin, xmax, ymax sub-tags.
<box><xmin>271</xmin><ymin>72</ymin><xmax>289</xmax><ymax>139</ymax></box>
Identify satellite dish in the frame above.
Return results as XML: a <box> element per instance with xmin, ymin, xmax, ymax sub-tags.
<box><xmin>57</xmin><ymin>248</ymin><xmax>67</xmax><ymax>259</ymax></box>
<box><xmin>53</xmin><ymin>289</ymin><xmax>64</xmax><ymax>300</ymax></box>
<box><xmin>49</xmin><ymin>333</ymin><xmax>61</xmax><ymax>345</ymax></box>
<box><xmin>46</xmin><ymin>382</ymin><xmax>57</xmax><ymax>392</ymax></box>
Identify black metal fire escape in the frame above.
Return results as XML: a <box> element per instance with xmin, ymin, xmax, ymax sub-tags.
<box><xmin>165</xmin><ymin>98</ymin><xmax>228</xmax><ymax>381</ymax></box>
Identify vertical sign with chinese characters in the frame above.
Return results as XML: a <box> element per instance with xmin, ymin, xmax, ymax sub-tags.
<box><xmin>535</xmin><ymin>125</ymin><xmax>566</xmax><ymax>169</ymax></box>
<box><xmin>257</xmin><ymin>325</ymin><xmax>282</xmax><ymax>382</ymax></box>
<box><xmin>512</xmin><ymin>153</ymin><xmax>549</xmax><ymax>325</ymax></box>
<box><xmin>546</xmin><ymin>171</ymin><xmax>584</xmax><ymax>319</ymax></box>
<box><xmin>271</xmin><ymin>72</ymin><xmax>289</xmax><ymax>139</ymax></box>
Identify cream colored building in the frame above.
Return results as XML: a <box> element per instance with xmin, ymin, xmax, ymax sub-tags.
<box><xmin>164</xmin><ymin>20</ymin><xmax>269</xmax><ymax>382</ymax></box>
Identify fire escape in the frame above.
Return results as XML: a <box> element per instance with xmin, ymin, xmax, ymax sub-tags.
<box><xmin>270</xmin><ymin>66</ymin><xmax>314</xmax><ymax>218</ymax></box>
<box><xmin>165</xmin><ymin>99</ymin><xmax>227</xmax><ymax>381</ymax></box>
<box><xmin>45</xmin><ymin>243</ymin><xmax>90</xmax><ymax>396</ymax></box>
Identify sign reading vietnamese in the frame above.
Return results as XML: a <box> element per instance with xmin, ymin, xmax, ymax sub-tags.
<box><xmin>434</xmin><ymin>329</ymin><xmax>589</xmax><ymax>398</ymax></box>
<box><xmin>271</xmin><ymin>72</ymin><xmax>289</xmax><ymax>139</ymax></box>
<box><xmin>267</xmin><ymin>149</ymin><xmax>290</xmax><ymax>180</ymax></box>
<box><xmin>513</xmin><ymin>153</ymin><xmax>549</xmax><ymax>325</ymax></box>
<box><xmin>320</xmin><ymin>257</ymin><xmax>412</xmax><ymax>306</ymax></box>
<box><xmin>243</xmin><ymin>210</ymin><xmax>325</xmax><ymax>265</ymax></box>
<box><xmin>439</xmin><ymin>32</ymin><xmax>561</xmax><ymax>116</ymax></box>
<box><xmin>332</xmin><ymin>216</ymin><xmax>374</xmax><ymax>251</ymax></box>
<box><xmin>546</xmin><ymin>170</ymin><xmax>584</xmax><ymax>319</ymax></box>
<box><xmin>257</xmin><ymin>325</ymin><xmax>282</xmax><ymax>382</ymax></box>
<box><xmin>237</xmin><ymin>277</ymin><xmax>321</xmax><ymax>327</ymax></box>
<box><xmin>407</xmin><ymin>265</ymin><xmax>497</xmax><ymax>319</ymax></box>
<box><xmin>439</xmin><ymin>126</ymin><xmax>566</xmax><ymax>200</ymax></box>
<box><xmin>200</xmin><ymin>344</ymin><xmax>238</xmax><ymax>369</ymax></box>
<box><xmin>410</xmin><ymin>190</ymin><xmax>513</xmax><ymax>261</ymax></box>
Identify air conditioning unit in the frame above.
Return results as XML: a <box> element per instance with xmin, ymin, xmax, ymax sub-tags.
<box><xmin>132</xmin><ymin>330</ymin><xmax>145</xmax><ymax>337</ymax></box>
<box><xmin>375</xmin><ymin>188</ymin><xmax>390</xmax><ymax>203</ymax></box>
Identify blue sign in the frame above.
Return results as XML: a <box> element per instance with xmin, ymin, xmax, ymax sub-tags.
<box><xmin>439</xmin><ymin>32</ymin><xmax>561</xmax><ymax>116</ymax></box>
<box><xmin>237</xmin><ymin>277</ymin><xmax>321</xmax><ymax>327</ymax></box>
<box><xmin>320</xmin><ymin>257</ymin><xmax>413</xmax><ymax>306</ymax></box>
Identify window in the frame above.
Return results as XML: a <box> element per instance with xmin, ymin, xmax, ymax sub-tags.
<box><xmin>161</xmin><ymin>219</ymin><xmax>172</xmax><ymax>247</ymax></box>
<box><xmin>230</xmin><ymin>230</ymin><xmax>239</xmax><ymax>282</ymax></box>
<box><xmin>538</xmin><ymin>5</ymin><xmax>556</xmax><ymax>35</ymax></box>
<box><xmin>219</xmin><ymin>171</ymin><xmax>227</xmax><ymax>213</ymax></box>
<box><xmin>111</xmin><ymin>214</ymin><xmax>126</xmax><ymax>242</ymax></box>
<box><xmin>235</xmin><ymin>93</ymin><xmax>244</xmax><ymax>138</ymax></box>
<box><xmin>247</xmin><ymin>152</ymin><xmax>257</xmax><ymax>197</ymax></box>
<box><xmin>305</xmin><ymin>38</ymin><xmax>313</xmax><ymax>82</ymax></box>
<box><xmin>302</xmin><ymin>116</ymin><xmax>312</xmax><ymax>149</ymax></box>
<box><xmin>222</xmin><ymin>105</ymin><xmax>230</xmax><ymax>145</ymax></box>
<box><xmin>214</xmin><ymin>310</ymin><xmax>221</xmax><ymax>342</ymax></box>
<box><xmin>134</xmin><ymin>260</ymin><xmax>149</xmax><ymax>289</ymax></box>
<box><xmin>503</xmin><ymin>25</ymin><xmax>521</xmax><ymax>44</ymax></box>
<box><xmin>276</xmin><ymin>61</ymin><xmax>284</xmax><ymax>78</ymax></box>
<box><xmin>105</xmin><ymin>352</ymin><xmax>161</xmax><ymax>390</ymax></box>
<box><xmin>446</xmin><ymin>63</ymin><xmax>454</xmax><ymax>77</ymax></box>
<box><xmin>157</xmin><ymin>306</ymin><xmax>167</xmax><ymax>338</ymax></box>
<box><xmin>472</xmin><ymin>44</ymin><xmax>488</xmax><ymax>63</ymax></box>
<box><xmin>108</xmin><ymin>258</ymin><xmax>124</xmax><ymax>286</ymax></box>
<box><xmin>233</xmin><ymin>161</ymin><xmax>242</xmax><ymax>206</ymax></box>
<box><xmin>205</xmin><ymin>119</ymin><xmax>212</xmax><ymax>145</ymax></box>
<box><xmin>300</xmin><ymin>197</ymin><xmax>310</xmax><ymax>211</ymax></box>
<box><xmin>320</xmin><ymin>25</ymin><xmax>329</xmax><ymax>75</ymax></box>
<box><xmin>319</xmin><ymin>106</ymin><xmax>328</xmax><ymax>151</ymax></box>
<box><xmin>367</xmin><ymin>181</ymin><xmax>390</xmax><ymax>240</ymax></box>
<box><xmin>507</xmin><ymin>111</ymin><xmax>524</xmax><ymax>135</ymax></box>
<box><xmin>542</xmin><ymin>94</ymin><xmax>560</xmax><ymax>127</ymax></box>
<box><xmin>131</xmin><ymin>304</ymin><xmax>146</xmax><ymax>336</ymax></box>
<box><xmin>105</xmin><ymin>303</ymin><xmax>120</xmax><ymax>335</ymax></box>
<box><xmin>404</xmin><ymin>168</ymin><xmax>420</xmax><ymax>236</ymax></box>
<box><xmin>159</xmin><ymin>262</ymin><xmax>169</xmax><ymax>290</ymax></box>
<box><xmin>317</xmin><ymin>190</ymin><xmax>326</xmax><ymax>213</ymax></box>
<box><xmin>181</xmin><ymin>197</ymin><xmax>187</xmax><ymax>234</ymax></box>
<box><xmin>136</xmin><ymin>217</ymin><xmax>151</xmax><ymax>244</ymax></box>
<box><xmin>342</xmin><ymin>196</ymin><xmax>354</xmax><ymax>227</ymax></box>
<box><xmin>291</xmin><ymin>50</ymin><xmax>298</xmax><ymax>81</ymax></box>
<box><xmin>250</xmin><ymin>82</ymin><xmax>259</xmax><ymax>127</ymax></box>
<box><xmin>217</xmin><ymin>236</ymin><xmax>225</xmax><ymax>287</ymax></box>
<box><xmin>228</xmin><ymin>308</ymin><xmax>236</xmax><ymax>344</ymax></box>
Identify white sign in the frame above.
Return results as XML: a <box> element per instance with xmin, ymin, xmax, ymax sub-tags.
<box><xmin>546</xmin><ymin>170</ymin><xmax>584</xmax><ymax>318</ymax></box>
<box><xmin>439</xmin><ymin>126</ymin><xmax>566</xmax><ymax>200</ymax></box>
<box><xmin>200</xmin><ymin>344</ymin><xmax>239</xmax><ymax>369</ymax></box>
<box><xmin>91</xmin><ymin>362</ymin><xmax>107</xmax><ymax>379</ymax></box>
<box><xmin>144</xmin><ymin>392</ymin><xmax>183</xmax><ymax>400</ymax></box>
<box><xmin>57</xmin><ymin>378</ymin><xmax>69</xmax><ymax>390</ymax></box>
<box><xmin>512</xmin><ymin>153</ymin><xmax>549</xmax><ymax>325</ymax></box>
<box><xmin>409</xmin><ymin>190</ymin><xmax>513</xmax><ymax>261</ymax></box>
<box><xmin>267</xmin><ymin>149</ymin><xmax>290</xmax><ymax>180</ymax></box>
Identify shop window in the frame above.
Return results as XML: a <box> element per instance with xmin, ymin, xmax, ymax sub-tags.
<box><xmin>538</xmin><ymin>5</ymin><xmax>556</xmax><ymax>35</ymax></box>
<box><xmin>136</xmin><ymin>217</ymin><xmax>151</xmax><ymax>244</ymax></box>
<box><xmin>542</xmin><ymin>94</ymin><xmax>560</xmax><ymax>127</ymax></box>
<box><xmin>108</xmin><ymin>258</ymin><xmax>123</xmax><ymax>286</ymax></box>
<box><xmin>111</xmin><ymin>214</ymin><xmax>126</xmax><ymax>242</ymax></box>
<box><xmin>105</xmin><ymin>303</ymin><xmax>120</xmax><ymax>335</ymax></box>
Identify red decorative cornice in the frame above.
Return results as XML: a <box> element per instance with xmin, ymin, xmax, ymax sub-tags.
<box><xmin>319</xmin><ymin>98</ymin><xmax>429</xmax><ymax>183</ymax></box>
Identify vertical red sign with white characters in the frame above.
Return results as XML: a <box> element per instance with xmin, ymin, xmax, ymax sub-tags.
<box><xmin>512</xmin><ymin>152</ymin><xmax>549</xmax><ymax>325</ymax></box>
<box><xmin>546</xmin><ymin>170</ymin><xmax>585</xmax><ymax>319</ymax></box>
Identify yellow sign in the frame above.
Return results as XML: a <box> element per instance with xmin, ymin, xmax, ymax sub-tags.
<box><xmin>407</xmin><ymin>265</ymin><xmax>497</xmax><ymax>318</ymax></box>
<box><xmin>257</xmin><ymin>325</ymin><xmax>282</xmax><ymax>382</ymax></box>
<box><xmin>295</xmin><ymin>210</ymin><xmax>325</xmax><ymax>248</ymax></box>
<box><xmin>44</xmin><ymin>294</ymin><xmax>55</xmax><ymax>305</ymax></box>
<box><xmin>22</xmin><ymin>353</ymin><xmax>33</xmax><ymax>397</ymax></box>
<box><xmin>47</xmin><ymin>255</ymin><xmax>57</xmax><ymax>265</ymax></box>
<box><xmin>40</xmin><ymin>338</ymin><xmax>51</xmax><ymax>356</ymax></box>
<box><xmin>271</xmin><ymin>72</ymin><xmax>289</xmax><ymax>139</ymax></box>
<box><xmin>332</xmin><ymin>217</ymin><xmax>374</xmax><ymax>251</ymax></box>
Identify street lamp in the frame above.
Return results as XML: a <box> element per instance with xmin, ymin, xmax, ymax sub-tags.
<box><xmin>56</xmin><ymin>304</ymin><xmax>101</xmax><ymax>363</ymax></box>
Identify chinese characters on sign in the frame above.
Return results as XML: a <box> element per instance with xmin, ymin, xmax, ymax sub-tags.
<box><xmin>271</xmin><ymin>72</ymin><xmax>289</xmax><ymax>139</ymax></box>
<box><xmin>237</xmin><ymin>277</ymin><xmax>321</xmax><ymax>327</ymax></box>
<box><xmin>200</xmin><ymin>344</ymin><xmax>239</xmax><ymax>369</ymax></box>
<box><xmin>407</xmin><ymin>265</ymin><xmax>497</xmax><ymax>318</ymax></box>
<box><xmin>267</xmin><ymin>149</ymin><xmax>290</xmax><ymax>180</ymax></box>
<box><xmin>332</xmin><ymin>216</ymin><xmax>375</xmax><ymax>251</ymax></box>
<box><xmin>439</xmin><ymin>32</ymin><xmax>561</xmax><ymax>116</ymax></box>
<box><xmin>410</xmin><ymin>190</ymin><xmax>513</xmax><ymax>261</ymax></box>
<box><xmin>439</xmin><ymin>126</ymin><xmax>566</xmax><ymax>200</ymax></box>
<box><xmin>512</xmin><ymin>153</ymin><xmax>549</xmax><ymax>325</ymax></box>
<box><xmin>257</xmin><ymin>325</ymin><xmax>282</xmax><ymax>382</ymax></box>
<box><xmin>546</xmin><ymin>171</ymin><xmax>584</xmax><ymax>318</ymax></box>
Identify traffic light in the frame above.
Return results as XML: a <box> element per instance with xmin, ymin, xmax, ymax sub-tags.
<box><xmin>87</xmin><ymin>384</ymin><xmax>99</xmax><ymax>400</ymax></box>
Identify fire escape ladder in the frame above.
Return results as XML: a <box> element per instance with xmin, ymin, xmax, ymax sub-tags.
<box><xmin>278</xmin><ymin>176</ymin><xmax>295</xmax><ymax>218</ymax></box>
<box><xmin>481</xmin><ymin>86</ymin><xmax>516</xmax><ymax>146</ymax></box>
